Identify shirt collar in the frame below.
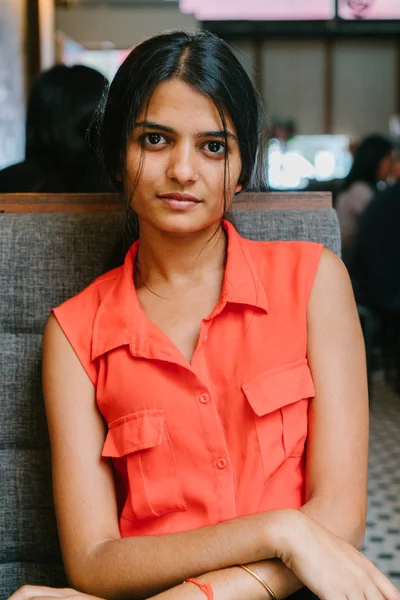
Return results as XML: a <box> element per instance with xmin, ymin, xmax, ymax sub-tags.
<box><xmin>91</xmin><ymin>220</ymin><xmax>268</xmax><ymax>360</ymax></box>
<box><xmin>221</xmin><ymin>219</ymin><xmax>269</xmax><ymax>313</ymax></box>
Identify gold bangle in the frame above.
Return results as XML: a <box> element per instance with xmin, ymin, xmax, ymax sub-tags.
<box><xmin>238</xmin><ymin>564</ymin><xmax>277</xmax><ymax>600</ymax></box>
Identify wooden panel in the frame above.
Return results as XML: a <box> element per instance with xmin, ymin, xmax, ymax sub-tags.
<box><xmin>0</xmin><ymin>193</ymin><xmax>122</xmax><ymax>213</ymax></box>
<box><xmin>0</xmin><ymin>191</ymin><xmax>332</xmax><ymax>213</ymax></box>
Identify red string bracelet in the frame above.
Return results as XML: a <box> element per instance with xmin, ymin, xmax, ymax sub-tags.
<box><xmin>185</xmin><ymin>577</ymin><xmax>214</xmax><ymax>600</ymax></box>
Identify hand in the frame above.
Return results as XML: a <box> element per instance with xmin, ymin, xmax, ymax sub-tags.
<box><xmin>278</xmin><ymin>513</ymin><xmax>400</xmax><ymax>600</ymax></box>
<box><xmin>7</xmin><ymin>586</ymin><xmax>105</xmax><ymax>600</ymax></box>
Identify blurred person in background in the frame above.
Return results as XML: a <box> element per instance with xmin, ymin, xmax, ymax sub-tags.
<box><xmin>335</xmin><ymin>134</ymin><xmax>394</xmax><ymax>266</ymax></box>
<box><xmin>0</xmin><ymin>64</ymin><xmax>114</xmax><ymax>193</ymax></box>
<box><xmin>352</xmin><ymin>179</ymin><xmax>400</xmax><ymax>310</ymax></box>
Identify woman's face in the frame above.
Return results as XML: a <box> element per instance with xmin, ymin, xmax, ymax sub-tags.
<box><xmin>377</xmin><ymin>151</ymin><xmax>395</xmax><ymax>182</ymax></box>
<box><xmin>123</xmin><ymin>79</ymin><xmax>243</xmax><ymax>235</ymax></box>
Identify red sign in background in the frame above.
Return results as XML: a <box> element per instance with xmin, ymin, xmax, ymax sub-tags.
<box><xmin>180</xmin><ymin>0</ymin><xmax>335</xmax><ymax>20</ymax></box>
<box><xmin>339</xmin><ymin>0</ymin><xmax>400</xmax><ymax>19</ymax></box>
<box><xmin>180</xmin><ymin>0</ymin><xmax>400</xmax><ymax>20</ymax></box>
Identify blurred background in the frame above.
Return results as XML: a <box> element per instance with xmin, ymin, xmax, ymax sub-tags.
<box><xmin>1</xmin><ymin>0</ymin><xmax>400</xmax><ymax>196</ymax></box>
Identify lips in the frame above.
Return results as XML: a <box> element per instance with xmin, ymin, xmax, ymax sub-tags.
<box><xmin>158</xmin><ymin>193</ymin><xmax>201</xmax><ymax>202</ymax></box>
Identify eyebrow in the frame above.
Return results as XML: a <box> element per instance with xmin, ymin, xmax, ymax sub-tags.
<box><xmin>134</xmin><ymin>121</ymin><xmax>238</xmax><ymax>141</ymax></box>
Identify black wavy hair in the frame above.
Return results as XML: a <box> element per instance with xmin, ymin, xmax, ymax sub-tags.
<box><xmin>94</xmin><ymin>30</ymin><xmax>266</xmax><ymax>246</ymax></box>
<box><xmin>342</xmin><ymin>134</ymin><xmax>394</xmax><ymax>192</ymax></box>
<box><xmin>26</xmin><ymin>64</ymin><xmax>108</xmax><ymax>165</ymax></box>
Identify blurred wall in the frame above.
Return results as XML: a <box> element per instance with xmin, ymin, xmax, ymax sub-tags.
<box><xmin>332</xmin><ymin>40</ymin><xmax>396</xmax><ymax>136</ymax></box>
<box><xmin>55</xmin><ymin>4</ymin><xmax>198</xmax><ymax>48</ymax></box>
<box><xmin>227</xmin><ymin>38</ymin><xmax>398</xmax><ymax>138</ymax></box>
<box><xmin>0</xmin><ymin>0</ymin><xmax>26</xmax><ymax>169</ymax></box>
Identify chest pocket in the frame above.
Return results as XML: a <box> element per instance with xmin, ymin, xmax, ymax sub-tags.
<box><xmin>242</xmin><ymin>358</ymin><xmax>315</xmax><ymax>483</ymax></box>
<box><xmin>101</xmin><ymin>409</ymin><xmax>187</xmax><ymax>521</ymax></box>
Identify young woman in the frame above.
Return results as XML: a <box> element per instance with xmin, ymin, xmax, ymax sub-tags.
<box><xmin>335</xmin><ymin>134</ymin><xmax>394</xmax><ymax>266</ymax></box>
<box><xmin>10</xmin><ymin>31</ymin><xmax>399</xmax><ymax>600</ymax></box>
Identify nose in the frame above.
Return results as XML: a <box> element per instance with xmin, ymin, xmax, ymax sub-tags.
<box><xmin>166</xmin><ymin>140</ymin><xmax>198</xmax><ymax>185</ymax></box>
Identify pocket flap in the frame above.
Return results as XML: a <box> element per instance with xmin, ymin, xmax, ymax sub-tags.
<box><xmin>242</xmin><ymin>359</ymin><xmax>315</xmax><ymax>417</ymax></box>
<box><xmin>101</xmin><ymin>410</ymin><xmax>165</xmax><ymax>458</ymax></box>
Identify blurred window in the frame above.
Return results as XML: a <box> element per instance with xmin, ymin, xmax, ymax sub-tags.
<box><xmin>267</xmin><ymin>135</ymin><xmax>352</xmax><ymax>190</ymax></box>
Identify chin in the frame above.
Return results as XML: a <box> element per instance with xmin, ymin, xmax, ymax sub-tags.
<box><xmin>147</xmin><ymin>210</ymin><xmax>222</xmax><ymax>236</ymax></box>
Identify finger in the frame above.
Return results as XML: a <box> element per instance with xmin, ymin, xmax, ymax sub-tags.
<box><xmin>372</xmin><ymin>569</ymin><xmax>400</xmax><ymax>600</ymax></box>
<box><xmin>364</xmin><ymin>581</ymin><xmax>386</xmax><ymax>600</ymax></box>
<box><xmin>7</xmin><ymin>587</ymin><xmax>70</xmax><ymax>600</ymax></box>
<box><xmin>25</xmin><ymin>597</ymin><xmax>63</xmax><ymax>600</ymax></box>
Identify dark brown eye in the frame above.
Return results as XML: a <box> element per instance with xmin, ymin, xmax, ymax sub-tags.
<box><xmin>206</xmin><ymin>141</ymin><xmax>225</xmax><ymax>154</ymax></box>
<box><xmin>147</xmin><ymin>133</ymin><xmax>162</xmax><ymax>145</ymax></box>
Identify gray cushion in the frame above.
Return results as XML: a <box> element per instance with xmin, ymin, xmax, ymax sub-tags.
<box><xmin>0</xmin><ymin>206</ymin><xmax>340</xmax><ymax>597</ymax></box>
<box><xmin>232</xmin><ymin>209</ymin><xmax>341</xmax><ymax>255</ymax></box>
<box><xmin>1</xmin><ymin>564</ymin><xmax>68</xmax><ymax>600</ymax></box>
<box><xmin>1</xmin><ymin>335</ymin><xmax>45</xmax><ymax>446</ymax></box>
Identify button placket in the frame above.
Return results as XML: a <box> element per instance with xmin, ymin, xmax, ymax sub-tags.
<box><xmin>193</xmin><ymin>383</ymin><xmax>236</xmax><ymax>521</ymax></box>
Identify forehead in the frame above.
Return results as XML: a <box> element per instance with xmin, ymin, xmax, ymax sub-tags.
<box><xmin>139</xmin><ymin>79</ymin><xmax>236</xmax><ymax>134</ymax></box>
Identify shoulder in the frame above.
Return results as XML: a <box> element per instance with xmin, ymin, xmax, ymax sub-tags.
<box><xmin>54</xmin><ymin>266</ymin><xmax>123</xmax><ymax>314</ymax></box>
<box><xmin>50</xmin><ymin>265</ymin><xmax>124</xmax><ymax>350</ymax></box>
<box><xmin>336</xmin><ymin>181</ymin><xmax>373</xmax><ymax>207</ymax></box>
<box><xmin>242</xmin><ymin>238</ymin><xmax>325</xmax><ymax>307</ymax></box>
<box><xmin>0</xmin><ymin>161</ymin><xmax>28</xmax><ymax>191</ymax></box>
<box><xmin>309</xmin><ymin>247</ymin><xmax>353</xmax><ymax>313</ymax></box>
<box><xmin>0</xmin><ymin>159</ymin><xmax>48</xmax><ymax>192</ymax></box>
<box><xmin>243</xmin><ymin>238</ymin><xmax>324</xmax><ymax>269</ymax></box>
<box><xmin>45</xmin><ymin>266</ymin><xmax>125</xmax><ymax>386</ymax></box>
<box><xmin>348</xmin><ymin>181</ymin><xmax>374</xmax><ymax>203</ymax></box>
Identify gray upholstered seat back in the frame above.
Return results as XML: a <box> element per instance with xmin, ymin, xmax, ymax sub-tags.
<box><xmin>0</xmin><ymin>208</ymin><xmax>340</xmax><ymax>599</ymax></box>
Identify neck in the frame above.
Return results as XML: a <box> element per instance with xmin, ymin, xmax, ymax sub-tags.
<box><xmin>135</xmin><ymin>220</ymin><xmax>227</xmax><ymax>288</ymax></box>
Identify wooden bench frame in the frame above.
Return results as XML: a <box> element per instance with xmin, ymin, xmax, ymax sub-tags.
<box><xmin>0</xmin><ymin>192</ymin><xmax>332</xmax><ymax>213</ymax></box>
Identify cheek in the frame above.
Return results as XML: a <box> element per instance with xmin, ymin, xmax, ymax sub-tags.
<box><xmin>124</xmin><ymin>149</ymin><xmax>141</xmax><ymax>187</ymax></box>
<box><xmin>125</xmin><ymin>152</ymin><xmax>160</xmax><ymax>194</ymax></box>
<box><xmin>226</xmin><ymin>155</ymin><xmax>243</xmax><ymax>189</ymax></box>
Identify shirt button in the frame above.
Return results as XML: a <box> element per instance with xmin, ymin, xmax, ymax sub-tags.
<box><xmin>217</xmin><ymin>458</ymin><xmax>227</xmax><ymax>469</ymax></box>
<box><xmin>199</xmin><ymin>394</ymin><xmax>209</xmax><ymax>404</ymax></box>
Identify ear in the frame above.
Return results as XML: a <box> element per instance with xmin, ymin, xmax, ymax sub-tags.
<box><xmin>115</xmin><ymin>171</ymin><xmax>122</xmax><ymax>182</ymax></box>
<box><xmin>235</xmin><ymin>183</ymin><xmax>243</xmax><ymax>194</ymax></box>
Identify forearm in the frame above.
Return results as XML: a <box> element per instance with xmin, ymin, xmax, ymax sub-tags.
<box><xmin>187</xmin><ymin>493</ymin><xmax>367</xmax><ymax>600</ymax></box>
<box><xmin>74</xmin><ymin>510</ymin><xmax>292</xmax><ymax>600</ymax></box>
<box><xmin>299</xmin><ymin>493</ymin><xmax>366</xmax><ymax>548</ymax></box>
<box><xmin>137</xmin><ymin>559</ymin><xmax>301</xmax><ymax>600</ymax></box>
<box><xmin>150</xmin><ymin>563</ymin><xmax>296</xmax><ymax>600</ymax></box>
<box><xmin>75</xmin><ymin>494</ymin><xmax>365</xmax><ymax>600</ymax></box>
<box><xmin>239</xmin><ymin>492</ymin><xmax>366</xmax><ymax>599</ymax></box>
